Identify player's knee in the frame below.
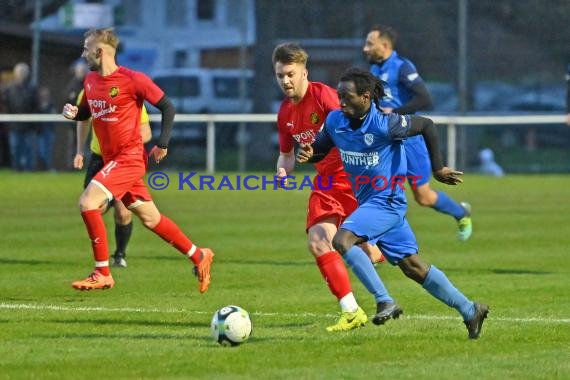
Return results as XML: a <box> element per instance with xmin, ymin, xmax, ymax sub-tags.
<box><xmin>114</xmin><ymin>208</ymin><xmax>132</xmax><ymax>224</ymax></box>
<box><xmin>331</xmin><ymin>234</ymin><xmax>351</xmax><ymax>255</ymax></box>
<box><xmin>78</xmin><ymin>195</ymin><xmax>103</xmax><ymax>212</ymax></box>
<box><xmin>139</xmin><ymin>216</ymin><xmax>157</xmax><ymax>229</ymax></box>
<box><xmin>399</xmin><ymin>255</ymin><xmax>429</xmax><ymax>284</ymax></box>
<box><xmin>307</xmin><ymin>240</ymin><xmax>333</xmax><ymax>257</ymax></box>
<box><xmin>135</xmin><ymin>210</ymin><xmax>160</xmax><ymax>229</ymax></box>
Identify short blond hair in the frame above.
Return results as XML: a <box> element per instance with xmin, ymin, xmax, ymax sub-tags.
<box><xmin>272</xmin><ymin>42</ymin><xmax>308</xmax><ymax>66</ymax></box>
<box><xmin>84</xmin><ymin>28</ymin><xmax>120</xmax><ymax>50</ymax></box>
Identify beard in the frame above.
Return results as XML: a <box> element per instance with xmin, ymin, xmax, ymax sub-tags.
<box><xmin>367</xmin><ymin>56</ymin><xmax>381</xmax><ymax>65</ymax></box>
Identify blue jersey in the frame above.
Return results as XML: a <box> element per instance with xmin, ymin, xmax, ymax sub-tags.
<box><xmin>369</xmin><ymin>51</ymin><xmax>424</xmax><ymax>110</ymax></box>
<box><xmin>370</xmin><ymin>51</ymin><xmax>431</xmax><ymax>186</ymax></box>
<box><xmin>322</xmin><ymin>106</ymin><xmax>412</xmax><ymax>205</ymax></box>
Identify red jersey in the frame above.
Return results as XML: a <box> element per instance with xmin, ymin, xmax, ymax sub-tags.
<box><xmin>277</xmin><ymin>81</ymin><xmax>344</xmax><ymax>176</ymax></box>
<box><xmin>80</xmin><ymin>66</ymin><xmax>164</xmax><ymax>161</ymax></box>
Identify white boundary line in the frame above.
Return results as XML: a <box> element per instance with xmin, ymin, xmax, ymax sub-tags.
<box><xmin>1</xmin><ymin>303</ymin><xmax>569</xmax><ymax>324</ymax></box>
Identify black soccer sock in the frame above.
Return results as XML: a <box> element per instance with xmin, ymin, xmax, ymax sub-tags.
<box><xmin>114</xmin><ymin>222</ymin><xmax>133</xmax><ymax>257</ymax></box>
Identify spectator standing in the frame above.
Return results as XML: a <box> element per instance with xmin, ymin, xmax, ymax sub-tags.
<box><xmin>36</xmin><ymin>86</ymin><xmax>56</xmax><ymax>171</ymax></box>
<box><xmin>3</xmin><ymin>62</ymin><xmax>38</xmax><ymax>171</ymax></box>
<box><xmin>63</xmin><ymin>61</ymin><xmax>89</xmax><ymax>106</ymax></box>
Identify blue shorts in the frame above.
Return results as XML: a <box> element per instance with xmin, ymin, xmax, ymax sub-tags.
<box><xmin>405</xmin><ymin>135</ymin><xmax>431</xmax><ymax>187</ymax></box>
<box><xmin>340</xmin><ymin>198</ymin><xmax>418</xmax><ymax>265</ymax></box>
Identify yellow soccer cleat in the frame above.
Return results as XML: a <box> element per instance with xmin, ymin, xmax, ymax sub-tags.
<box><xmin>457</xmin><ymin>202</ymin><xmax>473</xmax><ymax>242</ymax></box>
<box><xmin>326</xmin><ymin>307</ymin><xmax>368</xmax><ymax>332</ymax></box>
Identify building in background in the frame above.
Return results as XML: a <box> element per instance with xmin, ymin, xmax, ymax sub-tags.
<box><xmin>38</xmin><ymin>0</ymin><xmax>256</xmax><ymax>75</ymax></box>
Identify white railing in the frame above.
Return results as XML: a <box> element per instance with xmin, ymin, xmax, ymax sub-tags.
<box><xmin>0</xmin><ymin>113</ymin><xmax>566</xmax><ymax>172</ymax></box>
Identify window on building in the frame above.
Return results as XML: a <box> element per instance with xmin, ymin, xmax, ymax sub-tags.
<box><xmin>197</xmin><ymin>0</ymin><xmax>215</xmax><ymax>20</ymax></box>
<box><xmin>226</xmin><ymin>0</ymin><xmax>242</xmax><ymax>27</ymax></box>
<box><xmin>213</xmin><ymin>76</ymin><xmax>253</xmax><ymax>98</ymax></box>
<box><xmin>166</xmin><ymin>0</ymin><xmax>187</xmax><ymax>26</ymax></box>
<box><xmin>154</xmin><ymin>76</ymin><xmax>200</xmax><ymax>97</ymax></box>
<box><xmin>174</xmin><ymin>50</ymin><xmax>188</xmax><ymax>68</ymax></box>
<box><xmin>122</xmin><ymin>0</ymin><xmax>142</xmax><ymax>25</ymax></box>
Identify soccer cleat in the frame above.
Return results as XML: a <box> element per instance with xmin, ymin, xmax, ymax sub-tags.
<box><xmin>326</xmin><ymin>307</ymin><xmax>368</xmax><ymax>332</ymax></box>
<box><xmin>457</xmin><ymin>202</ymin><xmax>473</xmax><ymax>242</ymax></box>
<box><xmin>372</xmin><ymin>301</ymin><xmax>403</xmax><ymax>325</ymax></box>
<box><xmin>464</xmin><ymin>302</ymin><xmax>489</xmax><ymax>339</ymax></box>
<box><xmin>71</xmin><ymin>271</ymin><xmax>115</xmax><ymax>291</ymax></box>
<box><xmin>193</xmin><ymin>248</ymin><xmax>214</xmax><ymax>293</ymax></box>
<box><xmin>112</xmin><ymin>252</ymin><xmax>127</xmax><ymax>268</ymax></box>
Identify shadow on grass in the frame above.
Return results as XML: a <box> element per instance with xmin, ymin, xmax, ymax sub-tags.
<box><xmin>35</xmin><ymin>331</ymin><xmax>214</xmax><ymax>342</ymax></box>
<box><xmin>49</xmin><ymin>318</ymin><xmax>201</xmax><ymax>328</ymax></box>
<box><xmin>43</xmin><ymin>317</ymin><xmax>313</xmax><ymax>344</ymax></box>
<box><xmin>48</xmin><ymin>318</ymin><xmax>314</xmax><ymax>329</ymax></box>
<box><xmin>440</xmin><ymin>267</ymin><xmax>555</xmax><ymax>275</ymax></box>
<box><xmin>492</xmin><ymin>269</ymin><xmax>554</xmax><ymax>275</ymax></box>
<box><xmin>138</xmin><ymin>256</ymin><xmax>312</xmax><ymax>267</ymax></box>
<box><xmin>0</xmin><ymin>258</ymin><xmax>53</xmax><ymax>265</ymax></box>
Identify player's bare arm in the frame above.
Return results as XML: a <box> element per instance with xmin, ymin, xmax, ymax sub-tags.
<box><xmin>73</xmin><ymin>120</ymin><xmax>91</xmax><ymax>169</ymax></box>
<box><xmin>140</xmin><ymin>122</ymin><xmax>152</xmax><ymax>143</ymax></box>
<box><xmin>276</xmin><ymin>148</ymin><xmax>295</xmax><ymax>187</ymax></box>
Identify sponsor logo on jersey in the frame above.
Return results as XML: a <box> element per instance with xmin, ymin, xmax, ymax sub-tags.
<box><xmin>88</xmin><ymin>99</ymin><xmax>117</xmax><ymax>119</ymax></box>
<box><xmin>292</xmin><ymin>129</ymin><xmax>316</xmax><ymax>144</ymax></box>
<box><xmin>407</xmin><ymin>73</ymin><xmax>419</xmax><ymax>81</ymax></box>
<box><xmin>339</xmin><ymin>149</ymin><xmax>379</xmax><ymax>166</ymax></box>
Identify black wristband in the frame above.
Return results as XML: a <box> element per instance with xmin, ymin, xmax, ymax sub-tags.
<box><xmin>157</xmin><ymin>144</ymin><xmax>168</xmax><ymax>149</ymax></box>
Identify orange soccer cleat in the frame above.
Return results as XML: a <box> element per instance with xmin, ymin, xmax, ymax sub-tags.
<box><xmin>193</xmin><ymin>248</ymin><xmax>214</xmax><ymax>293</ymax></box>
<box><xmin>71</xmin><ymin>271</ymin><xmax>115</xmax><ymax>291</ymax></box>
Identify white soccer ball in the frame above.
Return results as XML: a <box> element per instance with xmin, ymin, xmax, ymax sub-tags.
<box><xmin>211</xmin><ymin>305</ymin><xmax>252</xmax><ymax>346</ymax></box>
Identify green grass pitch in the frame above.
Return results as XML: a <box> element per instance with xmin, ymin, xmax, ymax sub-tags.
<box><xmin>1</xmin><ymin>171</ymin><xmax>569</xmax><ymax>379</ymax></box>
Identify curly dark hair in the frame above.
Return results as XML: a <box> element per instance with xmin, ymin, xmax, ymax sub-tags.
<box><xmin>339</xmin><ymin>67</ymin><xmax>385</xmax><ymax>111</ymax></box>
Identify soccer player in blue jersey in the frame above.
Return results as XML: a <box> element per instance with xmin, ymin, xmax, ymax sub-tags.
<box><xmin>297</xmin><ymin>68</ymin><xmax>489</xmax><ymax>339</ymax></box>
<box><xmin>363</xmin><ymin>25</ymin><xmax>473</xmax><ymax>241</ymax></box>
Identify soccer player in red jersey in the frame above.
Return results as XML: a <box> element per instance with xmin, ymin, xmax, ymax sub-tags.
<box><xmin>273</xmin><ymin>43</ymin><xmax>397</xmax><ymax>332</ymax></box>
<box><xmin>62</xmin><ymin>28</ymin><xmax>214</xmax><ymax>293</ymax></box>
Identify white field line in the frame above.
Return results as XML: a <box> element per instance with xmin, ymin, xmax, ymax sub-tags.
<box><xmin>1</xmin><ymin>302</ymin><xmax>569</xmax><ymax>324</ymax></box>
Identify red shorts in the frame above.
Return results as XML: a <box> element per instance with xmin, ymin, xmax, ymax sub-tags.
<box><xmin>305</xmin><ymin>174</ymin><xmax>358</xmax><ymax>232</ymax></box>
<box><xmin>91</xmin><ymin>148</ymin><xmax>152</xmax><ymax>208</ymax></box>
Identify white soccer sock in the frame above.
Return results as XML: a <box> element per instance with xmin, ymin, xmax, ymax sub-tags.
<box><xmin>339</xmin><ymin>292</ymin><xmax>359</xmax><ymax>313</ymax></box>
<box><xmin>186</xmin><ymin>245</ymin><xmax>197</xmax><ymax>258</ymax></box>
